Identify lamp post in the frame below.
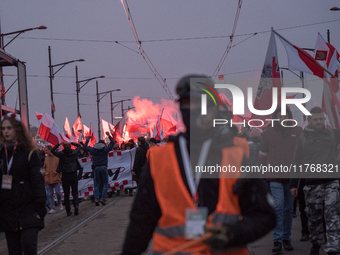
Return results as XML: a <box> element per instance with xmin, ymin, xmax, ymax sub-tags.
<box><xmin>0</xmin><ymin>25</ymin><xmax>47</xmax><ymax>106</ymax></box>
<box><xmin>110</xmin><ymin>98</ymin><xmax>131</xmax><ymax>123</ymax></box>
<box><xmin>96</xmin><ymin>81</ymin><xmax>120</xmax><ymax>139</ymax></box>
<box><xmin>75</xmin><ymin>66</ymin><xmax>104</xmax><ymax>117</ymax></box>
<box><xmin>0</xmin><ymin>25</ymin><xmax>47</xmax><ymax>49</ymax></box>
<box><xmin>330</xmin><ymin>7</ymin><xmax>340</xmax><ymax>11</ymax></box>
<box><xmin>49</xmin><ymin>46</ymin><xmax>84</xmax><ymax>118</ymax></box>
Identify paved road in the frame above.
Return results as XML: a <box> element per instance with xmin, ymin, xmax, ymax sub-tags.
<box><xmin>0</xmin><ymin>195</ymin><xmax>331</xmax><ymax>254</ymax></box>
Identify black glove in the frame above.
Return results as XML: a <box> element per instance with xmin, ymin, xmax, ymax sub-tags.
<box><xmin>203</xmin><ymin>224</ymin><xmax>233</xmax><ymax>250</ymax></box>
<box><xmin>35</xmin><ymin>203</ymin><xmax>47</xmax><ymax>219</ymax></box>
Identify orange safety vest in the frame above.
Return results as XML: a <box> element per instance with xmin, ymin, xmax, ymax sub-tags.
<box><xmin>149</xmin><ymin>139</ymin><xmax>250</xmax><ymax>255</ymax></box>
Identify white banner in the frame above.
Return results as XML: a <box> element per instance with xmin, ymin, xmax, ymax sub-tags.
<box><xmin>50</xmin><ymin>148</ymin><xmax>136</xmax><ymax>200</ymax></box>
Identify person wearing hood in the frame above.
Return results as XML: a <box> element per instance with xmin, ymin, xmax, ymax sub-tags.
<box><xmin>132</xmin><ymin>136</ymin><xmax>149</xmax><ymax>186</ymax></box>
<box><xmin>122</xmin><ymin>75</ymin><xmax>276</xmax><ymax>255</ymax></box>
<box><xmin>84</xmin><ymin>131</ymin><xmax>115</xmax><ymax>206</ymax></box>
<box><xmin>257</xmin><ymin>106</ymin><xmax>302</xmax><ymax>253</ymax></box>
<box><xmin>290</xmin><ymin>107</ymin><xmax>340</xmax><ymax>255</ymax></box>
<box><xmin>51</xmin><ymin>141</ymin><xmax>81</xmax><ymax>216</ymax></box>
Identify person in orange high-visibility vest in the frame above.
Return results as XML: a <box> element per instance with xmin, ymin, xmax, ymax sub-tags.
<box><xmin>122</xmin><ymin>75</ymin><xmax>276</xmax><ymax>255</ymax></box>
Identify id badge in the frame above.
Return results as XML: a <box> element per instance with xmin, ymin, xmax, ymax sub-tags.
<box><xmin>185</xmin><ymin>207</ymin><xmax>208</xmax><ymax>239</ymax></box>
<box><xmin>1</xmin><ymin>174</ymin><xmax>12</xmax><ymax>190</ymax></box>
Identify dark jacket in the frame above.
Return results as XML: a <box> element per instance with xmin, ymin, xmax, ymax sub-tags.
<box><xmin>249</xmin><ymin>136</ymin><xmax>261</xmax><ymax>165</ymax></box>
<box><xmin>132</xmin><ymin>143</ymin><xmax>149</xmax><ymax>182</ymax></box>
<box><xmin>0</xmin><ymin>143</ymin><xmax>46</xmax><ymax>232</ymax></box>
<box><xmin>84</xmin><ymin>137</ymin><xmax>115</xmax><ymax>167</ymax></box>
<box><xmin>122</xmin><ymin>133</ymin><xmax>276</xmax><ymax>255</ymax></box>
<box><xmin>258</xmin><ymin>107</ymin><xmax>302</xmax><ymax>183</ymax></box>
<box><xmin>51</xmin><ymin>143</ymin><xmax>81</xmax><ymax>173</ymax></box>
<box><xmin>290</xmin><ymin>126</ymin><xmax>340</xmax><ymax>187</ymax></box>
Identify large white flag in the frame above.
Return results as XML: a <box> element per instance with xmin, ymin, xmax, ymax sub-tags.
<box><xmin>251</xmin><ymin>29</ymin><xmax>282</xmax><ymax>122</ymax></box>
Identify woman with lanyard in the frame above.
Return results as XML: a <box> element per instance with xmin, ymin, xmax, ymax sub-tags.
<box><xmin>0</xmin><ymin>113</ymin><xmax>46</xmax><ymax>255</ymax></box>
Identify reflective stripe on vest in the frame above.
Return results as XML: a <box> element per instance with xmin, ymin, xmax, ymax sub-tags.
<box><xmin>154</xmin><ymin>225</ymin><xmax>185</xmax><ymax>237</ymax></box>
<box><xmin>149</xmin><ymin>138</ymin><xmax>250</xmax><ymax>255</ymax></box>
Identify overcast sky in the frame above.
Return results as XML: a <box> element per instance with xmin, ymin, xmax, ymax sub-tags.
<box><xmin>1</xmin><ymin>1</ymin><xmax>340</xmax><ymax>137</ymax></box>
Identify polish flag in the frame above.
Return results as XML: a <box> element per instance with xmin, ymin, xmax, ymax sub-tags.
<box><xmin>35</xmin><ymin>111</ymin><xmax>43</xmax><ymax>121</ymax></box>
<box><xmin>273</xmin><ymin>29</ymin><xmax>324</xmax><ymax>79</ymax></box>
<box><xmin>251</xmin><ymin>29</ymin><xmax>282</xmax><ymax>122</ymax></box>
<box><xmin>38</xmin><ymin>113</ymin><xmax>62</xmax><ymax>146</ymax></box>
<box><xmin>73</xmin><ymin>116</ymin><xmax>83</xmax><ymax>138</ymax></box>
<box><xmin>84</xmin><ymin>124</ymin><xmax>96</xmax><ymax>146</ymax></box>
<box><xmin>125</xmin><ymin>118</ymin><xmax>148</xmax><ymax>133</ymax></box>
<box><xmin>314</xmin><ymin>33</ymin><xmax>340</xmax><ymax>92</ymax></box>
<box><xmin>90</xmin><ymin>123</ymin><xmax>96</xmax><ymax>145</ymax></box>
<box><xmin>159</xmin><ymin>109</ymin><xmax>177</xmax><ymax>134</ymax></box>
<box><xmin>152</xmin><ymin>124</ymin><xmax>160</xmax><ymax>140</ymax></box>
<box><xmin>314</xmin><ymin>33</ymin><xmax>340</xmax><ymax>129</ymax></box>
<box><xmin>83</xmin><ymin>124</ymin><xmax>91</xmax><ymax>137</ymax></box>
<box><xmin>63</xmin><ymin>117</ymin><xmax>72</xmax><ymax>138</ymax></box>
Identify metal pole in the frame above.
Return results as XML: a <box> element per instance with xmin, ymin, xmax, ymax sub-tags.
<box><xmin>327</xmin><ymin>29</ymin><xmax>330</xmax><ymax>43</ymax></box>
<box><xmin>110</xmin><ymin>92</ymin><xmax>113</xmax><ymax>124</ymax></box>
<box><xmin>300</xmin><ymin>71</ymin><xmax>306</xmax><ymax>122</ymax></box>
<box><xmin>0</xmin><ymin>21</ymin><xmax>3</xmax><ymax>115</ymax></box>
<box><xmin>121</xmin><ymin>100</ymin><xmax>124</xmax><ymax>117</ymax></box>
<box><xmin>48</xmin><ymin>46</ymin><xmax>54</xmax><ymax>118</ymax></box>
<box><xmin>96</xmin><ymin>81</ymin><xmax>101</xmax><ymax>139</ymax></box>
<box><xmin>76</xmin><ymin>66</ymin><xmax>79</xmax><ymax>116</ymax></box>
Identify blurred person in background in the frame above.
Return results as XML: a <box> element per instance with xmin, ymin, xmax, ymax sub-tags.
<box><xmin>51</xmin><ymin>141</ymin><xmax>81</xmax><ymax>216</ymax></box>
<box><xmin>43</xmin><ymin>145</ymin><xmax>63</xmax><ymax>214</ymax></box>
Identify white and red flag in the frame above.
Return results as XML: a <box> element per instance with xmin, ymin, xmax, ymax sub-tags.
<box><xmin>251</xmin><ymin>29</ymin><xmax>282</xmax><ymax>122</ymax></box>
<box><xmin>35</xmin><ymin>111</ymin><xmax>43</xmax><ymax>121</ymax></box>
<box><xmin>314</xmin><ymin>33</ymin><xmax>340</xmax><ymax>129</ymax></box>
<box><xmin>159</xmin><ymin>109</ymin><xmax>177</xmax><ymax>134</ymax></box>
<box><xmin>73</xmin><ymin>116</ymin><xmax>83</xmax><ymax>139</ymax></box>
<box><xmin>314</xmin><ymin>33</ymin><xmax>340</xmax><ymax>92</ymax></box>
<box><xmin>90</xmin><ymin>123</ymin><xmax>96</xmax><ymax>145</ymax></box>
<box><xmin>83</xmin><ymin>124</ymin><xmax>96</xmax><ymax>146</ymax></box>
<box><xmin>63</xmin><ymin>117</ymin><xmax>73</xmax><ymax>138</ymax></box>
<box><xmin>273</xmin><ymin>29</ymin><xmax>324</xmax><ymax>79</ymax></box>
<box><xmin>38</xmin><ymin>113</ymin><xmax>62</xmax><ymax>146</ymax></box>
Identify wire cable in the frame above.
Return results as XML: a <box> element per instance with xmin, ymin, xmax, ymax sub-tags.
<box><xmin>212</xmin><ymin>0</ymin><xmax>243</xmax><ymax>78</ymax></box>
<box><xmin>120</xmin><ymin>0</ymin><xmax>174</xmax><ymax>100</ymax></box>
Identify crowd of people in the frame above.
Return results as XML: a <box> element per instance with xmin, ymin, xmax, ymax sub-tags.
<box><xmin>0</xmin><ymin>74</ymin><xmax>340</xmax><ymax>255</ymax></box>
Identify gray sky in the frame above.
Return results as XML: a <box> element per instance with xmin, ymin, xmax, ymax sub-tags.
<box><xmin>1</xmin><ymin>1</ymin><xmax>340</xmax><ymax>137</ymax></box>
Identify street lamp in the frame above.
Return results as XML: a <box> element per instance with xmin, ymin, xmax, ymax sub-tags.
<box><xmin>75</xmin><ymin>66</ymin><xmax>105</xmax><ymax>117</ymax></box>
<box><xmin>0</xmin><ymin>25</ymin><xmax>47</xmax><ymax>49</ymax></box>
<box><xmin>110</xmin><ymin>99</ymin><xmax>131</xmax><ymax>122</ymax></box>
<box><xmin>49</xmin><ymin>46</ymin><xmax>84</xmax><ymax>118</ymax></box>
<box><xmin>0</xmin><ymin>25</ymin><xmax>47</xmax><ymax>106</ymax></box>
<box><xmin>330</xmin><ymin>7</ymin><xmax>340</xmax><ymax>11</ymax></box>
<box><xmin>96</xmin><ymin>81</ymin><xmax>120</xmax><ymax>139</ymax></box>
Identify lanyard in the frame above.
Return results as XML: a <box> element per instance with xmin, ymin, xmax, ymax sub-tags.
<box><xmin>179</xmin><ymin>136</ymin><xmax>212</xmax><ymax>204</ymax></box>
<box><xmin>4</xmin><ymin>142</ymin><xmax>18</xmax><ymax>174</ymax></box>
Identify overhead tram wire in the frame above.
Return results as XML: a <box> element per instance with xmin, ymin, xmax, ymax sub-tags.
<box><xmin>10</xmin><ymin>18</ymin><xmax>340</xmax><ymax>46</ymax></box>
<box><xmin>5</xmin><ymin>69</ymin><xmax>262</xmax><ymax>80</ymax></box>
<box><xmin>212</xmin><ymin>0</ymin><xmax>243</xmax><ymax>79</ymax></box>
<box><xmin>120</xmin><ymin>0</ymin><xmax>174</xmax><ymax>100</ymax></box>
